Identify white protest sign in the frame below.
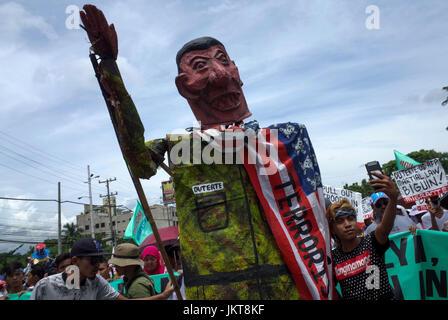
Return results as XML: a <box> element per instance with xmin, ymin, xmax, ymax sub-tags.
<box><xmin>323</xmin><ymin>185</ymin><xmax>363</xmax><ymax>222</ymax></box>
<box><xmin>391</xmin><ymin>158</ymin><xmax>448</xmax><ymax>203</ymax></box>
<box><xmin>361</xmin><ymin>197</ymin><xmax>373</xmax><ymax>220</ymax></box>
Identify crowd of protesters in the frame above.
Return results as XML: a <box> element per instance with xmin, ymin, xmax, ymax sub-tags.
<box><xmin>0</xmin><ymin>239</ymin><xmax>183</xmax><ymax>300</ymax></box>
<box><xmin>0</xmin><ymin>170</ymin><xmax>447</xmax><ymax>300</ymax></box>
<box><xmin>327</xmin><ymin>171</ymin><xmax>448</xmax><ymax>300</ymax></box>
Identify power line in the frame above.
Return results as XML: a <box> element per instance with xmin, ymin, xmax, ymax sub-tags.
<box><xmin>0</xmin><ymin>143</ymin><xmax>86</xmax><ymax>186</ymax></box>
<box><xmin>0</xmin><ymin>130</ymin><xmax>143</xmax><ymax>195</ymax></box>
<box><xmin>0</xmin><ymin>162</ymin><xmax>91</xmax><ymax>194</ymax></box>
<box><xmin>0</xmin><ymin>238</ymin><xmax>71</xmax><ymax>245</ymax></box>
<box><xmin>0</xmin><ymin>196</ymin><xmax>57</xmax><ymax>202</ymax></box>
<box><xmin>0</xmin><ymin>138</ymin><xmax>104</xmax><ymax>194</ymax></box>
<box><xmin>0</xmin><ymin>162</ymin><xmax>57</xmax><ymax>185</ymax></box>
<box><xmin>0</xmin><ymin>129</ymin><xmax>85</xmax><ymax>173</ymax></box>
<box><xmin>0</xmin><ymin>239</ymin><xmax>50</xmax><ymax>244</ymax></box>
<box><xmin>0</xmin><ymin>218</ymin><xmax>61</xmax><ymax>228</ymax></box>
<box><xmin>1</xmin><ymin>233</ymin><xmax>58</xmax><ymax>239</ymax></box>
<box><xmin>0</xmin><ymin>207</ymin><xmax>58</xmax><ymax>214</ymax></box>
<box><xmin>0</xmin><ymin>225</ymin><xmax>58</xmax><ymax>233</ymax></box>
<box><xmin>0</xmin><ymin>196</ymin><xmax>95</xmax><ymax>206</ymax></box>
<box><xmin>0</xmin><ymin>131</ymin><xmax>106</xmax><ymax>195</ymax></box>
<box><xmin>0</xmin><ymin>153</ymin><xmax>96</xmax><ymax>195</ymax></box>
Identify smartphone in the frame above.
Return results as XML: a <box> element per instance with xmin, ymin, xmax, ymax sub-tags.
<box><xmin>365</xmin><ymin>161</ymin><xmax>382</xmax><ymax>190</ymax></box>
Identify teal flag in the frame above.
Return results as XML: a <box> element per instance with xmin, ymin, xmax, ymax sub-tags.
<box><xmin>6</xmin><ymin>291</ymin><xmax>32</xmax><ymax>300</ymax></box>
<box><xmin>385</xmin><ymin>229</ymin><xmax>448</xmax><ymax>300</ymax></box>
<box><xmin>123</xmin><ymin>200</ymin><xmax>153</xmax><ymax>245</ymax></box>
<box><xmin>394</xmin><ymin>150</ymin><xmax>421</xmax><ymax>170</ymax></box>
<box><xmin>109</xmin><ymin>278</ymin><xmax>125</xmax><ymax>294</ymax></box>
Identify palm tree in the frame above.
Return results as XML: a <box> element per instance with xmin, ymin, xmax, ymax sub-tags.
<box><xmin>62</xmin><ymin>223</ymin><xmax>83</xmax><ymax>245</ymax></box>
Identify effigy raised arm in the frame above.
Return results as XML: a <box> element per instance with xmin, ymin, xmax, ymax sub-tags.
<box><xmin>80</xmin><ymin>5</ymin><xmax>182</xmax><ymax>300</ymax></box>
<box><xmin>80</xmin><ymin>4</ymin><xmax>165</xmax><ymax>179</ymax></box>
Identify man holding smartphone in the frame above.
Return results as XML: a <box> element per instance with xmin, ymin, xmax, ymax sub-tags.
<box><xmin>327</xmin><ymin>171</ymin><xmax>399</xmax><ymax>300</ymax></box>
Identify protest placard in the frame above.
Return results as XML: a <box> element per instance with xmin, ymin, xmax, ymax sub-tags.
<box><xmin>361</xmin><ymin>197</ymin><xmax>373</xmax><ymax>220</ymax></box>
<box><xmin>323</xmin><ymin>185</ymin><xmax>363</xmax><ymax>221</ymax></box>
<box><xmin>391</xmin><ymin>158</ymin><xmax>448</xmax><ymax>203</ymax></box>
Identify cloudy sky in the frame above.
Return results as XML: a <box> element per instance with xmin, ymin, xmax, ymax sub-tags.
<box><xmin>0</xmin><ymin>0</ymin><xmax>447</xmax><ymax>253</ymax></box>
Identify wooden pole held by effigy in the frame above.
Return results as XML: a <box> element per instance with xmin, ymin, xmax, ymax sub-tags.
<box><xmin>88</xmin><ymin>53</ymin><xmax>182</xmax><ymax>300</ymax></box>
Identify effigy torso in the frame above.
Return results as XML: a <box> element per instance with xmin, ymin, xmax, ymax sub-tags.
<box><xmin>167</xmin><ymin>133</ymin><xmax>299</xmax><ymax>299</ymax></box>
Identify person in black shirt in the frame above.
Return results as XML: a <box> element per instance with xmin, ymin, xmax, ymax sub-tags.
<box><xmin>326</xmin><ymin>172</ymin><xmax>399</xmax><ymax>300</ymax></box>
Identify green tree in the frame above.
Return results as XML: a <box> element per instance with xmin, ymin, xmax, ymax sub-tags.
<box><xmin>52</xmin><ymin>222</ymin><xmax>85</xmax><ymax>252</ymax></box>
<box><xmin>0</xmin><ymin>244</ymin><xmax>26</xmax><ymax>274</ymax></box>
<box><xmin>62</xmin><ymin>222</ymin><xmax>82</xmax><ymax>239</ymax></box>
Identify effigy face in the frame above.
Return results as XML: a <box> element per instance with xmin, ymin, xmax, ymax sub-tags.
<box><xmin>175</xmin><ymin>44</ymin><xmax>252</xmax><ymax>129</ymax></box>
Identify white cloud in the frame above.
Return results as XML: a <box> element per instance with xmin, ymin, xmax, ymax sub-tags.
<box><xmin>0</xmin><ymin>2</ymin><xmax>58</xmax><ymax>41</ymax></box>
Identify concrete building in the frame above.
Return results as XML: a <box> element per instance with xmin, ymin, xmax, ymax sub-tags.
<box><xmin>76</xmin><ymin>196</ymin><xmax>178</xmax><ymax>241</ymax></box>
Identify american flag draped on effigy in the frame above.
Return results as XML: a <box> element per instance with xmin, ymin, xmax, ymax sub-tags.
<box><xmin>242</xmin><ymin>122</ymin><xmax>335</xmax><ymax>299</ymax></box>
<box><xmin>196</xmin><ymin>121</ymin><xmax>336</xmax><ymax>299</ymax></box>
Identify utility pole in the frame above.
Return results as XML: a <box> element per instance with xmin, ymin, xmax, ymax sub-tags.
<box><xmin>86</xmin><ymin>166</ymin><xmax>99</xmax><ymax>239</ymax></box>
<box><xmin>99</xmin><ymin>177</ymin><xmax>117</xmax><ymax>247</ymax></box>
<box><xmin>57</xmin><ymin>182</ymin><xmax>62</xmax><ymax>255</ymax></box>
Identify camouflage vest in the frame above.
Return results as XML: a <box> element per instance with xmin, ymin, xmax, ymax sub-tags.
<box><xmin>166</xmin><ymin>133</ymin><xmax>299</xmax><ymax>300</ymax></box>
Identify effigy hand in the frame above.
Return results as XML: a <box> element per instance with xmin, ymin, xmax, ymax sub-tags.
<box><xmin>80</xmin><ymin>4</ymin><xmax>118</xmax><ymax>60</ymax></box>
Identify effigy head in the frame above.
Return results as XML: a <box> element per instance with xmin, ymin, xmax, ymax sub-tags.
<box><xmin>175</xmin><ymin>37</ymin><xmax>252</xmax><ymax>129</ymax></box>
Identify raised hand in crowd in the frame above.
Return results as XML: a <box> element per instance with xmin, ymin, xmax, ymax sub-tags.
<box><xmin>427</xmin><ymin>197</ymin><xmax>443</xmax><ymax>231</ymax></box>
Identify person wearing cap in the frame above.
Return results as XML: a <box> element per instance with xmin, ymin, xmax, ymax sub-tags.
<box><xmin>409</xmin><ymin>205</ymin><xmax>427</xmax><ymax>229</ymax></box>
<box><xmin>31</xmin><ymin>243</ymin><xmax>50</xmax><ymax>264</ymax></box>
<box><xmin>365</xmin><ymin>191</ymin><xmax>418</xmax><ymax>235</ymax></box>
<box><xmin>109</xmin><ymin>243</ymin><xmax>156</xmax><ymax>299</ymax></box>
<box><xmin>30</xmin><ymin>243</ymin><xmax>56</xmax><ymax>276</ymax></box>
<box><xmin>365</xmin><ymin>192</ymin><xmax>389</xmax><ymax>235</ymax></box>
<box><xmin>31</xmin><ymin>238</ymin><xmax>175</xmax><ymax>300</ymax></box>
<box><xmin>31</xmin><ymin>238</ymin><xmax>121</xmax><ymax>300</ymax></box>
<box><xmin>326</xmin><ymin>171</ymin><xmax>399</xmax><ymax>300</ymax></box>
<box><xmin>393</xmin><ymin>205</ymin><xmax>418</xmax><ymax>235</ymax></box>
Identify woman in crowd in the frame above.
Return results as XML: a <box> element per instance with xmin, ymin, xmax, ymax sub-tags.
<box><xmin>141</xmin><ymin>246</ymin><xmax>166</xmax><ymax>276</ymax></box>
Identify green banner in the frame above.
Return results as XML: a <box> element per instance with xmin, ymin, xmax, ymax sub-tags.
<box><xmin>123</xmin><ymin>200</ymin><xmax>153</xmax><ymax>245</ymax></box>
<box><xmin>394</xmin><ymin>149</ymin><xmax>421</xmax><ymax>170</ymax></box>
<box><xmin>6</xmin><ymin>291</ymin><xmax>32</xmax><ymax>300</ymax></box>
<box><xmin>385</xmin><ymin>229</ymin><xmax>448</xmax><ymax>300</ymax></box>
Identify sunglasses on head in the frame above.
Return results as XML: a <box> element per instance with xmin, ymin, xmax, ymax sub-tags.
<box><xmin>375</xmin><ymin>199</ymin><xmax>389</xmax><ymax>208</ymax></box>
